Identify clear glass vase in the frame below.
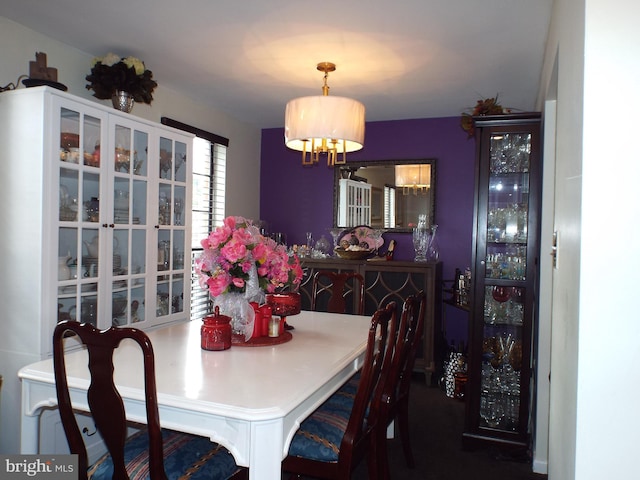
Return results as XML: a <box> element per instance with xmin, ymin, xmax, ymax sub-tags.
<box><xmin>426</xmin><ymin>224</ymin><xmax>440</xmax><ymax>261</ymax></box>
<box><xmin>412</xmin><ymin>214</ymin><xmax>429</xmax><ymax>261</ymax></box>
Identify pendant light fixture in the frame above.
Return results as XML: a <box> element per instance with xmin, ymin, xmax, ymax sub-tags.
<box><xmin>395</xmin><ymin>164</ymin><xmax>432</xmax><ymax>195</ymax></box>
<box><xmin>284</xmin><ymin>62</ymin><xmax>365</xmax><ymax>166</ymax></box>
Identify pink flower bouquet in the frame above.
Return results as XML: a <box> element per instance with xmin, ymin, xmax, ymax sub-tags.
<box><xmin>195</xmin><ymin>216</ymin><xmax>303</xmax><ymax>299</ymax></box>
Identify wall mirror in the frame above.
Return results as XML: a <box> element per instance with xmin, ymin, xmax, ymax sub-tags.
<box><xmin>333</xmin><ymin>158</ymin><xmax>436</xmax><ymax>233</ymax></box>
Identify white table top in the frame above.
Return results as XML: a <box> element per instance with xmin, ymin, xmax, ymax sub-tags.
<box><xmin>19</xmin><ymin>310</ymin><xmax>372</xmax><ymax>480</ymax></box>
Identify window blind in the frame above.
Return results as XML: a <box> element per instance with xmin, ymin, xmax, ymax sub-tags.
<box><xmin>190</xmin><ymin>139</ymin><xmax>226</xmax><ymax>320</ymax></box>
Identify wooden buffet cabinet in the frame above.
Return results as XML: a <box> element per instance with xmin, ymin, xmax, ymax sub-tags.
<box><xmin>300</xmin><ymin>257</ymin><xmax>442</xmax><ymax>382</ymax></box>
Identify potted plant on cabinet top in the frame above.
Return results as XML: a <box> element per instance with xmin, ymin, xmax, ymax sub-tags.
<box><xmin>85</xmin><ymin>52</ymin><xmax>158</xmax><ymax>111</ymax></box>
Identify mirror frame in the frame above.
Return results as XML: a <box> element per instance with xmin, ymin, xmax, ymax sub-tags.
<box><xmin>333</xmin><ymin>158</ymin><xmax>437</xmax><ymax>233</ymax></box>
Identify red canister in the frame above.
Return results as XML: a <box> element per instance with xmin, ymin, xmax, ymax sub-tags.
<box><xmin>259</xmin><ymin>305</ymin><xmax>272</xmax><ymax>337</ymax></box>
<box><xmin>201</xmin><ymin>306</ymin><xmax>232</xmax><ymax>351</ymax></box>
<box><xmin>250</xmin><ymin>302</ymin><xmax>263</xmax><ymax>339</ymax></box>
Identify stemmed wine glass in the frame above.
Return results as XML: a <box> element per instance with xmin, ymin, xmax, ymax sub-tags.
<box><xmin>159</xmin><ymin>150</ymin><xmax>172</xmax><ymax>179</ymax></box>
<box><xmin>329</xmin><ymin>228</ymin><xmax>342</xmax><ymax>256</ymax></box>
<box><xmin>174</xmin><ymin>153</ymin><xmax>186</xmax><ymax>175</ymax></box>
<box><xmin>369</xmin><ymin>228</ymin><xmax>386</xmax><ymax>255</ymax></box>
<box><xmin>174</xmin><ymin>198</ymin><xmax>184</xmax><ymax>225</ymax></box>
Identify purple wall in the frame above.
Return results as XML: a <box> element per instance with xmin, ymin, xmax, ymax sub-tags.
<box><xmin>259</xmin><ymin>116</ymin><xmax>476</xmax><ymax>345</ymax></box>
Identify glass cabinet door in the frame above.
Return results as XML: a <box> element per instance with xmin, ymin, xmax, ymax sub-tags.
<box><xmin>57</xmin><ymin>106</ymin><xmax>104</xmax><ymax>328</ymax></box>
<box><xmin>55</xmin><ymin>105</ymin><xmax>156</xmax><ymax>330</ymax></box>
<box><xmin>111</xmin><ymin>122</ymin><xmax>150</xmax><ymax>327</ymax></box>
<box><xmin>478</xmin><ymin>131</ymin><xmax>531</xmax><ymax>432</ymax></box>
<box><xmin>155</xmin><ymin>136</ymin><xmax>189</xmax><ymax>320</ymax></box>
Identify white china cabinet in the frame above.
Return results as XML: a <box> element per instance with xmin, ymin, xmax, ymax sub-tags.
<box><xmin>337</xmin><ymin>178</ymin><xmax>371</xmax><ymax>227</ymax></box>
<box><xmin>0</xmin><ymin>86</ymin><xmax>193</xmax><ymax>453</ymax></box>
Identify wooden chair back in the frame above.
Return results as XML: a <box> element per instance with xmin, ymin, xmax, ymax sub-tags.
<box><xmin>377</xmin><ymin>291</ymin><xmax>427</xmax><ymax>478</ymax></box>
<box><xmin>343</xmin><ymin>301</ymin><xmax>397</xmax><ymax>456</ymax></box>
<box><xmin>397</xmin><ymin>291</ymin><xmax>427</xmax><ymax>404</ymax></box>
<box><xmin>311</xmin><ymin>270</ymin><xmax>365</xmax><ymax>315</ymax></box>
<box><xmin>283</xmin><ymin>301</ymin><xmax>398</xmax><ymax>479</ymax></box>
<box><xmin>53</xmin><ymin>321</ymin><xmax>167</xmax><ymax>480</ymax></box>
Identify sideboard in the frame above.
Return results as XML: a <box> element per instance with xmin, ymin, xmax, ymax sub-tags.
<box><xmin>300</xmin><ymin>257</ymin><xmax>442</xmax><ymax>382</ymax></box>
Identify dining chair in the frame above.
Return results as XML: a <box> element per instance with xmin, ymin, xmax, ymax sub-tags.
<box><xmin>282</xmin><ymin>302</ymin><xmax>398</xmax><ymax>480</ymax></box>
<box><xmin>311</xmin><ymin>270</ymin><xmax>366</xmax><ymax>315</ymax></box>
<box><xmin>52</xmin><ymin>320</ymin><xmax>248</xmax><ymax>480</ymax></box>
<box><xmin>377</xmin><ymin>291</ymin><xmax>427</xmax><ymax>478</ymax></box>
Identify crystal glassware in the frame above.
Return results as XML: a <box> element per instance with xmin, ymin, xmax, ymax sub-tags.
<box><xmin>174</xmin><ymin>197</ymin><xmax>184</xmax><ymax>225</ymax></box>
<box><xmin>329</xmin><ymin>228</ymin><xmax>342</xmax><ymax>255</ymax></box>
<box><xmin>412</xmin><ymin>214</ymin><xmax>428</xmax><ymax>261</ymax></box>
<box><xmin>265</xmin><ymin>292</ymin><xmax>301</xmax><ymax>331</ymax></box>
<box><xmin>426</xmin><ymin>224</ymin><xmax>439</xmax><ymax>261</ymax></box>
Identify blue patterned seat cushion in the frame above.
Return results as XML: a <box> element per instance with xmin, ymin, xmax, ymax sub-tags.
<box><xmin>335</xmin><ymin>372</ymin><xmax>360</xmax><ymax>398</ymax></box>
<box><xmin>88</xmin><ymin>428</ymin><xmax>241</xmax><ymax>480</ymax></box>
<box><xmin>287</xmin><ymin>373</ymin><xmax>360</xmax><ymax>463</ymax></box>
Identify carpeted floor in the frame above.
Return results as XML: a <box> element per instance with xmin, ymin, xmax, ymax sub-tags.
<box><xmin>351</xmin><ymin>374</ymin><xmax>548</xmax><ymax>480</ymax></box>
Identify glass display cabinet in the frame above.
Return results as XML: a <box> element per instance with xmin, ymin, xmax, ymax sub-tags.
<box><xmin>1</xmin><ymin>86</ymin><xmax>193</xmax><ymax>356</ymax></box>
<box><xmin>463</xmin><ymin>113</ymin><xmax>541</xmax><ymax>450</ymax></box>
<box><xmin>0</xmin><ymin>86</ymin><xmax>195</xmax><ymax>457</ymax></box>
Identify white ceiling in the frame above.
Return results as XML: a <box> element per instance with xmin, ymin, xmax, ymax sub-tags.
<box><xmin>1</xmin><ymin>0</ymin><xmax>553</xmax><ymax>128</ymax></box>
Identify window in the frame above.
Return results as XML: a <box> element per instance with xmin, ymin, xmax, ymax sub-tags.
<box><xmin>384</xmin><ymin>185</ymin><xmax>396</xmax><ymax>228</ymax></box>
<box><xmin>159</xmin><ymin>118</ymin><xmax>228</xmax><ymax>321</ymax></box>
<box><xmin>190</xmin><ymin>139</ymin><xmax>226</xmax><ymax>320</ymax></box>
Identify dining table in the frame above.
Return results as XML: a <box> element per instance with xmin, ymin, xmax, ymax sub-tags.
<box><xmin>18</xmin><ymin>310</ymin><xmax>372</xmax><ymax>480</ymax></box>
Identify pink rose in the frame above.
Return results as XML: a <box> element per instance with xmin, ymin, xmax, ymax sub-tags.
<box><xmin>207</xmin><ymin>273</ymin><xmax>231</xmax><ymax>297</ymax></box>
<box><xmin>252</xmin><ymin>242</ymin><xmax>269</xmax><ymax>263</ymax></box>
<box><xmin>220</xmin><ymin>239</ymin><xmax>248</xmax><ymax>264</ymax></box>
<box><xmin>223</xmin><ymin>216</ymin><xmax>238</xmax><ymax>230</ymax></box>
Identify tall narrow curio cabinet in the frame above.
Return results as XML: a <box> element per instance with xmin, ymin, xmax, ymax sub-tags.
<box><xmin>463</xmin><ymin>113</ymin><xmax>542</xmax><ymax>450</ymax></box>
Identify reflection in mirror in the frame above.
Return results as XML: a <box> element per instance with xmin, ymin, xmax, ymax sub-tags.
<box><xmin>333</xmin><ymin>158</ymin><xmax>436</xmax><ymax>232</ymax></box>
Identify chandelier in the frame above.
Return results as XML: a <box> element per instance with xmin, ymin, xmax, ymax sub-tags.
<box><xmin>395</xmin><ymin>164</ymin><xmax>431</xmax><ymax>195</ymax></box>
<box><xmin>284</xmin><ymin>62</ymin><xmax>365</xmax><ymax>166</ymax></box>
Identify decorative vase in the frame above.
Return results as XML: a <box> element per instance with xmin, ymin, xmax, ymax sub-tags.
<box><xmin>426</xmin><ymin>224</ymin><xmax>440</xmax><ymax>261</ymax></box>
<box><xmin>412</xmin><ymin>214</ymin><xmax>429</xmax><ymax>262</ymax></box>
<box><xmin>111</xmin><ymin>90</ymin><xmax>134</xmax><ymax>113</ymax></box>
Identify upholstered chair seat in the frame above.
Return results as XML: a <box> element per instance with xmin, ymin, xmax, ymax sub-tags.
<box><xmin>89</xmin><ymin>428</ymin><xmax>241</xmax><ymax>480</ymax></box>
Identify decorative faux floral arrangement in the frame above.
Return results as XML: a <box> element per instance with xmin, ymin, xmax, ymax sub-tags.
<box><xmin>460</xmin><ymin>95</ymin><xmax>510</xmax><ymax>138</ymax></box>
<box><xmin>85</xmin><ymin>52</ymin><xmax>158</xmax><ymax>104</ymax></box>
<box><xmin>195</xmin><ymin>216</ymin><xmax>303</xmax><ymax>298</ymax></box>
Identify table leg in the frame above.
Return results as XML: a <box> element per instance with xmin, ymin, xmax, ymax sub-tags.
<box><xmin>20</xmin><ymin>409</ymin><xmax>40</xmax><ymax>453</ymax></box>
<box><xmin>250</xmin><ymin>419</ymin><xmax>284</xmax><ymax>480</ymax></box>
